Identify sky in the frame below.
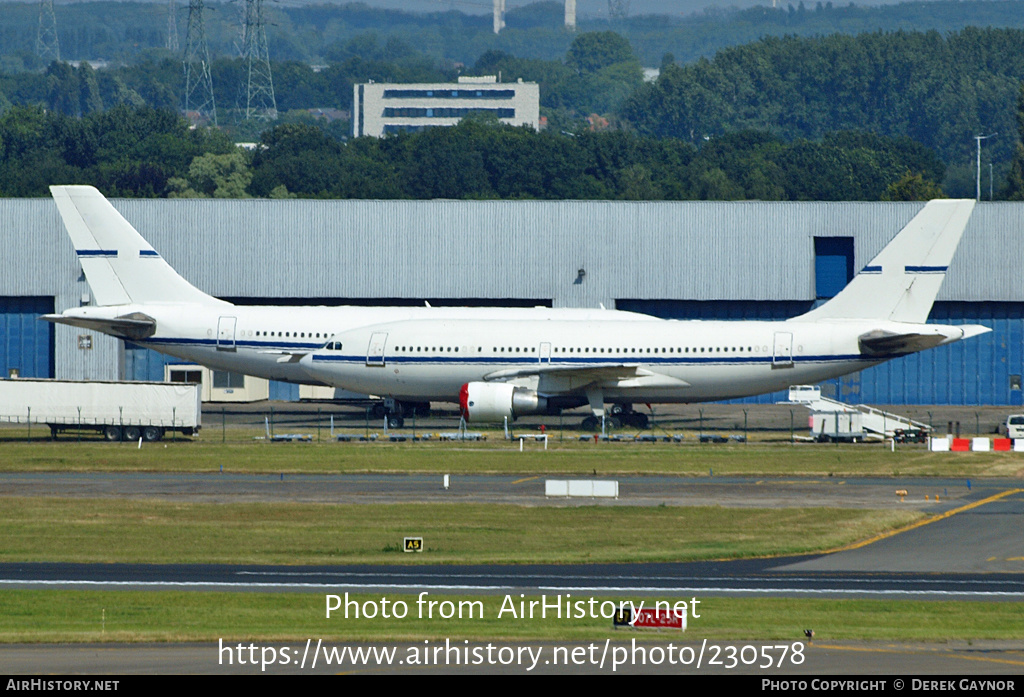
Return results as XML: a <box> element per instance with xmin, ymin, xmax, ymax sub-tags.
<box><xmin>21</xmin><ymin>0</ymin><xmax>949</xmax><ymax>18</ymax></box>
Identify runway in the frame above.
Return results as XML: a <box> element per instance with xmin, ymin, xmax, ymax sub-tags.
<box><xmin>2</xmin><ymin>472</ymin><xmax>1022</xmax><ymax>674</ymax></box>
<box><xmin>2</xmin><ymin>557</ymin><xmax>1024</xmax><ymax>600</ymax></box>
<box><xmin>1</xmin><ymin>476</ymin><xmax>1022</xmax><ymax>591</ymax></box>
<box><xmin>0</xmin><ymin>470</ymin><xmax>1008</xmax><ymax>510</ymax></box>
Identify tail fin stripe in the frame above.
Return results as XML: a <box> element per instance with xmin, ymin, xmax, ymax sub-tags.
<box><xmin>76</xmin><ymin>249</ymin><xmax>118</xmax><ymax>257</ymax></box>
<box><xmin>139</xmin><ymin>250</ymin><xmax>161</xmax><ymax>257</ymax></box>
<box><xmin>905</xmin><ymin>265</ymin><xmax>947</xmax><ymax>274</ymax></box>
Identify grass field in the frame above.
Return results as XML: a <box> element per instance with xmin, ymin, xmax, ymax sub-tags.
<box><xmin>1</xmin><ymin>497</ymin><xmax>923</xmax><ymax>565</ymax></box>
<box><xmin>3</xmin><ymin>591</ymin><xmax>1024</xmax><ymax>644</ymax></box>
<box><xmin>1</xmin><ymin>438</ymin><xmax>1023</xmax><ymax>478</ymax></box>
<box><xmin>2</xmin><ymin>434</ymin><xmax>1022</xmax><ymax>645</ymax></box>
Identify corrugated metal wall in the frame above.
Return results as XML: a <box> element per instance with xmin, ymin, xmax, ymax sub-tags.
<box><xmin>617</xmin><ymin>300</ymin><xmax>815</xmax><ymax>321</ymax></box>
<box><xmin>843</xmin><ymin>303</ymin><xmax>1024</xmax><ymax>407</ymax></box>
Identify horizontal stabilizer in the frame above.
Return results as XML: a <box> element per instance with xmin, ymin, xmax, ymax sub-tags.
<box><xmin>858</xmin><ymin>324</ymin><xmax>991</xmax><ymax>356</ymax></box>
<box><xmin>858</xmin><ymin>329</ymin><xmax>947</xmax><ymax>356</ymax></box>
<box><xmin>41</xmin><ymin>312</ymin><xmax>156</xmax><ymax>341</ymax></box>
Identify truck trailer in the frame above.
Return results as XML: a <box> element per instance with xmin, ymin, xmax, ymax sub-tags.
<box><xmin>0</xmin><ymin>379</ymin><xmax>201</xmax><ymax>441</ymax></box>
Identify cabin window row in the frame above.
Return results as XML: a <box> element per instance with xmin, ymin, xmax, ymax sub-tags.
<box><xmin>381</xmin><ymin>345</ymin><xmax>765</xmax><ymax>354</ymax></box>
<box><xmin>255</xmin><ymin>331</ymin><xmax>332</xmax><ymax>339</ymax></box>
<box><xmin>551</xmin><ymin>346</ymin><xmax>759</xmax><ymax>354</ymax></box>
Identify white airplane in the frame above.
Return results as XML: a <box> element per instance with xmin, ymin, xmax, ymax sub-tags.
<box><xmin>297</xmin><ymin>198</ymin><xmax>990</xmax><ymax>429</ymax></box>
<box><xmin>42</xmin><ymin>185</ymin><xmax>655</xmax><ymax>423</ymax></box>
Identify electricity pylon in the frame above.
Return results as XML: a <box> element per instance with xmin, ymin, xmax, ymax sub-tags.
<box><xmin>167</xmin><ymin>0</ymin><xmax>179</xmax><ymax>53</ymax></box>
<box><xmin>36</xmin><ymin>0</ymin><xmax>60</xmax><ymax>63</ymax></box>
<box><xmin>241</xmin><ymin>0</ymin><xmax>277</xmax><ymax>121</ymax></box>
<box><xmin>183</xmin><ymin>0</ymin><xmax>217</xmax><ymax>125</ymax></box>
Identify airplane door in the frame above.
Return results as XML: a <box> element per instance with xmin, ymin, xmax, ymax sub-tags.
<box><xmin>366</xmin><ymin>332</ymin><xmax>388</xmax><ymax>367</ymax></box>
<box><xmin>772</xmin><ymin>332</ymin><xmax>794</xmax><ymax>368</ymax></box>
<box><xmin>539</xmin><ymin>342</ymin><xmax>552</xmax><ymax>363</ymax></box>
<box><xmin>217</xmin><ymin>316</ymin><xmax>237</xmax><ymax>352</ymax></box>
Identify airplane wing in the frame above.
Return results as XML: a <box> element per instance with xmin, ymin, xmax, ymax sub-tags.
<box><xmin>40</xmin><ymin>312</ymin><xmax>156</xmax><ymax>341</ymax></box>
<box><xmin>257</xmin><ymin>350</ymin><xmax>309</xmax><ymax>364</ymax></box>
<box><xmin>483</xmin><ymin>362</ymin><xmax>642</xmax><ymax>381</ymax></box>
<box><xmin>483</xmin><ymin>363</ymin><xmax>691</xmax><ymax>390</ymax></box>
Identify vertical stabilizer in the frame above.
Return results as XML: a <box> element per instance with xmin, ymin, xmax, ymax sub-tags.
<box><xmin>50</xmin><ymin>185</ymin><xmax>221</xmax><ymax>307</ymax></box>
<box><xmin>797</xmin><ymin>199</ymin><xmax>975</xmax><ymax>323</ymax></box>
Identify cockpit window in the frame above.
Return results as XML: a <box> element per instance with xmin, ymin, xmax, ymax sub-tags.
<box><xmin>322</xmin><ymin>341</ymin><xmax>343</xmax><ymax>351</ymax></box>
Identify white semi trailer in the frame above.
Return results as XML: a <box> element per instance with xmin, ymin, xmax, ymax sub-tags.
<box><xmin>0</xmin><ymin>379</ymin><xmax>201</xmax><ymax>441</ymax></box>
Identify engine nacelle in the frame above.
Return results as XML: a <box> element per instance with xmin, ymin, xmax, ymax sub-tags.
<box><xmin>459</xmin><ymin>382</ymin><xmax>548</xmax><ymax>422</ymax></box>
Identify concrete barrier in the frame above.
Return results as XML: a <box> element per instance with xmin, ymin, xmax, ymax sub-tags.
<box><xmin>546</xmin><ymin>480</ymin><xmax>619</xmax><ymax>498</ymax></box>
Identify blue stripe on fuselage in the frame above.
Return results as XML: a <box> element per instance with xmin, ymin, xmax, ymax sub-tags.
<box><xmin>133</xmin><ymin>337</ymin><xmax>906</xmax><ymax>365</ymax></box>
<box><xmin>309</xmin><ymin>353</ymin><xmax>902</xmax><ymax>366</ymax></box>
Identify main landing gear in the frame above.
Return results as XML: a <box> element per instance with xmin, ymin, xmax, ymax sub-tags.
<box><xmin>580</xmin><ymin>404</ymin><xmax>649</xmax><ymax>431</ymax></box>
<box><xmin>370</xmin><ymin>399</ymin><xmax>430</xmax><ymax>428</ymax></box>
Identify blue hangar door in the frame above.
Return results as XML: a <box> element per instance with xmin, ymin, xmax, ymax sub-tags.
<box><xmin>0</xmin><ymin>297</ymin><xmax>55</xmax><ymax>378</ymax></box>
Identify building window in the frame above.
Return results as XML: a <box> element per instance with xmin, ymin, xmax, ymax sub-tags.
<box><xmin>212</xmin><ymin>371</ymin><xmax>245</xmax><ymax>389</ymax></box>
<box><xmin>170</xmin><ymin>369</ymin><xmax>202</xmax><ymax>384</ymax></box>
<box><xmin>383</xmin><ymin>107</ymin><xmax>515</xmax><ymax>119</ymax></box>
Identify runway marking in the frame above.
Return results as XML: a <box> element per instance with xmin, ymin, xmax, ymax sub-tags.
<box><xmin>828</xmin><ymin>488</ymin><xmax>1024</xmax><ymax>554</ymax></box>
<box><xmin>230</xmin><ymin>570</ymin><xmax>1024</xmax><ymax>588</ymax></box>
<box><xmin>813</xmin><ymin>643</ymin><xmax>1024</xmax><ymax>668</ymax></box>
<box><xmin>2</xmin><ymin>579</ymin><xmax>1023</xmax><ymax>598</ymax></box>
<box><xmin>511</xmin><ymin>476</ymin><xmax>540</xmax><ymax>485</ymax></box>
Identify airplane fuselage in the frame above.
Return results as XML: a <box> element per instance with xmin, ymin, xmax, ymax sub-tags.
<box><xmin>59</xmin><ymin>303</ymin><xmax>657</xmax><ymax>385</ymax></box>
<box><xmin>299</xmin><ymin>317</ymin><xmax>969</xmax><ymax>404</ymax></box>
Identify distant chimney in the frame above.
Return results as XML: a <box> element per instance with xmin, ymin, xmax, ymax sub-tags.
<box><xmin>493</xmin><ymin>0</ymin><xmax>505</xmax><ymax>34</ymax></box>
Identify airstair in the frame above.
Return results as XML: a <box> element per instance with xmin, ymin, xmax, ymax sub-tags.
<box><xmin>785</xmin><ymin>385</ymin><xmax>930</xmax><ymax>442</ymax></box>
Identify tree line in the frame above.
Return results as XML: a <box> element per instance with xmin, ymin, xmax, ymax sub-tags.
<box><xmin>624</xmin><ymin>27</ymin><xmax>1024</xmax><ymax>166</ymax></box>
<box><xmin>0</xmin><ymin>103</ymin><xmax>951</xmax><ymax>201</ymax></box>
<box><xmin>4</xmin><ymin>13</ymin><xmax>1024</xmax><ymax>198</ymax></box>
<box><xmin>8</xmin><ymin>26</ymin><xmax>1024</xmax><ymax>166</ymax></box>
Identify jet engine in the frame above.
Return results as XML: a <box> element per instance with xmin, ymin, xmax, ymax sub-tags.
<box><xmin>459</xmin><ymin>382</ymin><xmax>548</xmax><ymax>422</ymax></box>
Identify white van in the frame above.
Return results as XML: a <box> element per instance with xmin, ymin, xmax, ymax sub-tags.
<box><xmin>1007</xmin><ymin>415</ymin><xmax>1024</xmax><ymax>439</ymax></box>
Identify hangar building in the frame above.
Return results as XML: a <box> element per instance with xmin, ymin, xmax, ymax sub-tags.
<box><xmin>1</xmin><ymin>197</ymin><xmax>1022</xmax><ymax>406</ymax></box>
